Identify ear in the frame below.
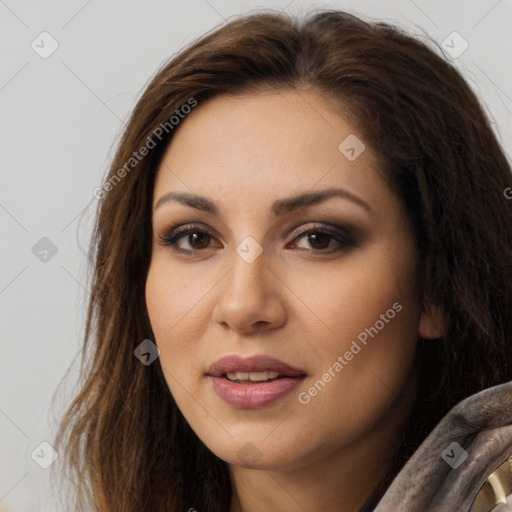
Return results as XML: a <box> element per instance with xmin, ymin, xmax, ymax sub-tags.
<box><xmin>418</xmin><ymin>303</ymin><xmax>447</xmax><ymax>339</ymax></box>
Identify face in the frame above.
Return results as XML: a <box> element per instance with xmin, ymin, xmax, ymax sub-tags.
<box><xmin>145</xmin><ymin>89</ymin><xmax>424</xmax><ymax>471</ymax></box>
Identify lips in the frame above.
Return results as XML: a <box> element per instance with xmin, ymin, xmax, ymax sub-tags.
<box><xmin>207</xmin><ymin>355</ymin><xmax>306</xmax><ymax>409</ymax></box>
<box><xmin>207</xmin><ymin>355</ymin><xmax>306</xmax><ymax>378</ymax></box>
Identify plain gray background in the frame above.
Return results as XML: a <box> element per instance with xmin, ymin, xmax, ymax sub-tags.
<box><xmin>1</xmin><ymin>0</ymin><xmax>511</xmax><ymax>510</ymax></box>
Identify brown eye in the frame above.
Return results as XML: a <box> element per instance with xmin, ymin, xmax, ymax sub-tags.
<box><xmin>289</xmin><ymin>224</ymin><xmax>356</xmax><ymax>253</ymax></box>
<box><xmin>185</xmin><ymin>231</ymin><xmax>212</xmax><ymax>250</ymax></box>
<box><xmin>304</xmin><ymin>232</ymin><xmax>332</xmax><ymax>250</ymax></box>
<box><xmin>158</xmin><ymin>225</ymin><xmax>217</xmax><ymax>253</ymax></box>
<box><xmin>159</xmin><ymin>222</ymin><xmax>356</xmax><ymax>255</ymax></box>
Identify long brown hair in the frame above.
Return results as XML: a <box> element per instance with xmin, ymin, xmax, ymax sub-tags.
<box><xmin>54</xmin><ymin>10</ymin><xmax>512</xmax><ymax>511</ymax></box>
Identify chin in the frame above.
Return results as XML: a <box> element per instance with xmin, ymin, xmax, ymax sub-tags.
<box><xmin>203</xmin><ymin>433</ymin><xmax>307</xmax><ymax>471</ymax></box>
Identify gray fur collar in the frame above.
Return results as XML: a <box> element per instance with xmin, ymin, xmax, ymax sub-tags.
<box><xmin>375</xmin><ymin>380</ymin><xmax>512</xmax><ymax>511</ymax></box>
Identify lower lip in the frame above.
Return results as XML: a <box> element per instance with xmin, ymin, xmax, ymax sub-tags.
<box><xmin>208</xmin><ymin>375</ymin><xmax>305</xmax><ymax>409</ymax></box>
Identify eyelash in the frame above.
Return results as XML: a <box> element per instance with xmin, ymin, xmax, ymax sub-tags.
<box><xmin>157</xmin><ymin>223</ymin><xmax>356</xmax><ymax>255</ymax></box>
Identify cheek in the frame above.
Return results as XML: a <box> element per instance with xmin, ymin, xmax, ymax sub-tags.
<box><xmin>145</xmin><ymin>259</ymin><xmax>195</xmax><ymax>363</ymax></box>
<box><xmin>146</xmin><ymin>262</ymin><xmax>173</xmax><ymax>340</ymax></box>
<box><xmin>292</xmin><ymin>244</ymin><xmax>419</xmax><ymax>352</ymax></box>
<box><xmin>145</xmin><ymin>257</ymin><xmax>215</xmax><ymax>394</ymax></box>
<box><xmin>145</xmin><ymin>256</ymin><xmax>203</xmax><ymax>338</ymax></box>
<box><xmin>293</xmin><ymin>242</ymin><xmax>421</xmax><ymax>406</ymax></box>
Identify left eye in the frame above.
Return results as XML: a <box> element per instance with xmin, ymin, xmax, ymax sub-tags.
<box><xmin>287</xmin><ymin>226</ymin><xmax>354</xmax><ymax>252</ymax></box>
<box><xmin>291</xmin><ymin>230</ymin><xmax>341</xmax><ymax>251</ymax></box>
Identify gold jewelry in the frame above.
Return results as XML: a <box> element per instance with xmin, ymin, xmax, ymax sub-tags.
<box><xmin>471</xmin><ymin>454</ymin><xmax>512</xmax><ymax>511</ymax></box>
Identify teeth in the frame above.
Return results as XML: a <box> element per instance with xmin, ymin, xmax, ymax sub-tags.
<box><xmin>226</xmin><ymin>371</ymin><xmax>280</xmax><ymax>382</ymax></box>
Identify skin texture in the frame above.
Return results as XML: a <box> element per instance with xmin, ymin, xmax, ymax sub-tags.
<box><xmin>145</xmin><ymin>89</ymin><xmax>444</xmax><ymax>512</ymax></box>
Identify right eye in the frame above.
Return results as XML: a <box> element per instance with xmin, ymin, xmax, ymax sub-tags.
<box><xmin>158</xmin><ymin>224</ymin><xmax>220</xmax><ymax>253</ymax></box>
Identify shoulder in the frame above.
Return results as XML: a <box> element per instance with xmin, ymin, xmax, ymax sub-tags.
<box><xmin>471</xmin><ymin>454</ymin><xmax>512</xmax><ymax>512</ymax></box>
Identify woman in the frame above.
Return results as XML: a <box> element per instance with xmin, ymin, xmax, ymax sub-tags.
<box><xmin>55</xmin><ymin>9</ymin><xmax>512</xmax><ymax>511</ymax></box>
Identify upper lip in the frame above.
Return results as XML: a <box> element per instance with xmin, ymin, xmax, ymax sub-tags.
<box><xmin>207</xmin><ymin>355</ymin><xmax>306</xmax><ymax>378</ymax></box>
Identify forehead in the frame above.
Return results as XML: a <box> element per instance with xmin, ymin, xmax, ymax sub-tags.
<box><xmin>152</xmin><ymin>89</ymin><xmax>392</xmax><ymax>218</ymax></box>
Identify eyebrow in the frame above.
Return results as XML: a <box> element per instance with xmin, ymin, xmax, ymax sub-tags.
<box><xmin>154</xmin><ymin>188</ymin><xmax>371</xmax><ymax>216</ymax></box>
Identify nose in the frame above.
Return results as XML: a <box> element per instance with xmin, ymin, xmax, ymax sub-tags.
<box><xmin>212</xmin><ymin>247</ymin><xmax>287</xmax><ymax>334</ymax></box>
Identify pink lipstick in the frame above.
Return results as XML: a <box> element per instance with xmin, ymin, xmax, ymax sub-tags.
<box><xmin>207</xmin><ymin>355</ymin><xmax>306</xmax><ymax>409</ymax></box>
